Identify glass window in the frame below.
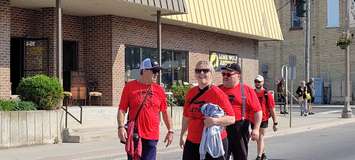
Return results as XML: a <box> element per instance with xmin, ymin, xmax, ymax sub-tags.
<box><xmin>291</xmin><ymin>1</ymin><xmax>303</xmax><ymax>29</ymax></box>
<box><xmin>125</xmin><ymin>47</ymin><xmax>140</xmax><ymax>81</ymax></box>
<box><xmin>327</xmin><ymin>0</ymin><xmax>339</xmax><ymax>27</ymax></box>
<box><xmin>125</xmin><ymin>46</ymin><xmax>188</xmax><ymax>89</ymax></box>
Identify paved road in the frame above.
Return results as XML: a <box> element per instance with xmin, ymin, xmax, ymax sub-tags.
<box><xmin>157</xmin><ymin>123</ymin><xmax>355</xmax><ymax>160</ymax></box>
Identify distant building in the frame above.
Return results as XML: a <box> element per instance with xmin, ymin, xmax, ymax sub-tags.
<box><xmin>259</xmin><ymin>0</ymin><xmax>355</xmax><ymax>104</ymax></box>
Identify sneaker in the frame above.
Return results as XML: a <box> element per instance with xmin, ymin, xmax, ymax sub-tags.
<box><xmin>309</xmin><ymin>112</ymin><xmax>315</xmax><ymax>115</ymax></box>
<box><xmin>280</xmin><ymin>111</ymin><xmax>284</xmax><ymax>114</ymax></box>
<box><xmin>304</xmin><ymin>113</ymin><xmax>308</xmax><ymax>116</ymax></box>
<box><xmin>284</xmin><ymin>111</ymin><xmax>289</xmax><ymax>114</ymax></box>
<box><xmin>261</xmin><ymin>153</ymin><xmax>269</xmax><ymax>160</ymax></box>
<box><xmin>255</xmin><ymin>156</ymin><xmax>262</xmax><ymax>160</ymax></box>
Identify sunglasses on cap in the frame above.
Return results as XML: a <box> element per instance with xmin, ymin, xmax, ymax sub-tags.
<box><xmin>221</xmin><ymin>72</ymin><xmax>237</xmax><ymax>77</ymax></box>
<box><xmin>254</xmin><ymin>80</ymin><xmax>262</xmax><ymax>83</ymax></box>
<box><xmin>195</xmin><ymin>68</ymin><xmax>210</xmax><ymax>74</ymax></box>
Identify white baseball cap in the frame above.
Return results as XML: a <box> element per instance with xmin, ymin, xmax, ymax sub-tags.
<box><xmin>255</xmin><ymin>75</ymin><xmax>264</xmax><ymax>82</ymax></box>
<box><xmin>140</xmin><ymin>58</ymin><xmax>161</xmax><ymax>70</ymax></box>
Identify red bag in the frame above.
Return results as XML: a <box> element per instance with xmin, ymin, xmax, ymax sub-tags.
<box><xmin>125</xmin><ymin>121</ymin><xmax>142</xmax><ymax>160</ymax></box>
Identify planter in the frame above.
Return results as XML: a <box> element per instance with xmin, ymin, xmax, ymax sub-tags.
<box><xmin>0</xmin><ymin>110</ymin><xmax>64</xmax><ymax>148</ymax></box>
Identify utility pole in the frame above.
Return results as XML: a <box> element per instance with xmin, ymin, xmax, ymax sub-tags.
<box><xmin>342</xmin><ymin>0</ymin><xmax>352</xmax><ymax>118</ymax></box>
<box><xmin>305</xmin><ymin>0</ymin><xmax>311</xmax><ymax>82</ymax></box>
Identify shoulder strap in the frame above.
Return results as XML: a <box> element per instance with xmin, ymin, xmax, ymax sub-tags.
<box><xmin>240</xmin><ymin>58</ymin><xmax>246</xmax><ymax>120</ymax></box>
<box><xmin>133</xmin><ymin>85</ymin><xmax>152</xmax><ymax>122</ymax></box>
<box><xmin>189</xmin><ymin>86</ymin><xmax>209</xmax><ymax>104</ymax></box>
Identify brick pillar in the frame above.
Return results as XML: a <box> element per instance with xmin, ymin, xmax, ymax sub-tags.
<box><xmin>0</xmin><ymin>0</ymin><xmax>11</xmax><ymax>99</ymax></box>
<box><xmin>41</xmin><ymin>8</ymin><xmax>57</xmax><ymax>76</ymax></box>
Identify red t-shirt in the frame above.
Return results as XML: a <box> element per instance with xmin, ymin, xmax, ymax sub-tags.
<box><xmin>119</xmin><ymin>80</ymin><xmax>167</xmax><ymax>140</ymax></box>
<box><xmin>219</xmin><ymin>84</ymin><xmax>261</xmax><ymax>123</ymax></box>
<box><xmin>255</xmin><ymin>89</ymin><xmax>275</xmax><ymax>121</ymax></box>
<box><xmin>183</xmin><ymin>85</ymin><xmax>235</xmax><ymax>144</ymax></box>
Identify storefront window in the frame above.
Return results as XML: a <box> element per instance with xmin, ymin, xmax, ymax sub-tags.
<box><xmin>125</xmin><ymin>45</ymin><xmax>188</xmax><ymax>88</ymax></box>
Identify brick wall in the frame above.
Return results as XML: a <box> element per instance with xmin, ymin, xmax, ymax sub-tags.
<box><xmin>83</xmin><ymin>16</ymin><xmax>113</xmax><ymax>106</ymax></box>
<box><xmin>0</xmin><ymin>0</ymin><xmax>10</xmax><ymax>99</ymax></box>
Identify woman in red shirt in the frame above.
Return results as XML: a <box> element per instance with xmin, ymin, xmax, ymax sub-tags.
<box><xmin>179</xmin><ymin>60</ymin><xmax>235</xmax><ymax>160</ymax></box>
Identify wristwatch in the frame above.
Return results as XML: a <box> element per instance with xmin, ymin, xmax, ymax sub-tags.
<box><xmin>118</xmin><ymin>125</ymin><xmax>125</xmax><ymax>129</ymax></box>
<box><xmin>273</xmin><ymin>122</ymin><xmax>278</xmax><ymax>126</ymax></box>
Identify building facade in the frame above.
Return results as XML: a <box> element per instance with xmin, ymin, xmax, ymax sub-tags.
<box><xmin>259</xmin><ymin>0</ymin><xmax>355</xmax><ymax>104</ymax></box>
<box><xmin>0</xmin><ymin>0</ymin><xmax>282</xmax><ymax>106</ymax></box>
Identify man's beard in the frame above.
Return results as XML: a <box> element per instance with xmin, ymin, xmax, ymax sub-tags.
<box><xmin>255</xmin><ymin>85</ymin><xmax>262</xmax><ymax>89</ymax></box>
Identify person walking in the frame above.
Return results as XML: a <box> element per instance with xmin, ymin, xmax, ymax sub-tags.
<box><xmin>117</xmin><ymin>58</ymin><xmax>174</xmax><ymax>160</ymax></box>
<box><xmin>306</xmin><ymin>79</ymin><xmax>315</xmax><ymax>115</ymax></box>
<box><xmin>253</xmin><ymin>75</ymin><xmax>278</xmax><ymax>160</ymax></box>
<box><xmin>218</xmin><ymin>63</ymin><xmax>262</xmax><ymax>160</ymax></box>
<box><xmin>180</xmin><ymin>60</ymin><xmax>235</xmax><ymax>160</ymax></box>
<box><xmin>296</xmin><ymin>81</ymin><xmax>308</xmax><ymax>116</ymax></box>
<box><xmin>276</xmin><ymin>79</ymin><xmax>288</xmax><ymax>114</ymax></box>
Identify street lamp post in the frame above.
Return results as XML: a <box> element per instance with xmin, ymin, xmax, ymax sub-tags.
<box><xmin>342</xmin><ymin>0</ymin><xmax>352</xmax><ymax>118</ymax></box>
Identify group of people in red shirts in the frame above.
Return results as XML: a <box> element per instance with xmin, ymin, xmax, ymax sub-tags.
<box><xmin>118</xmin><ymin>58</ymin><xmax>278</xmax><ymax>160</ymax></box>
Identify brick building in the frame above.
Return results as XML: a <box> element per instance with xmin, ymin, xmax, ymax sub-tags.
<box><xmin>0</xmin><ymin>0</ymin><xmax>282</xmax><ymax>106</ymax></box>
<box><xmin>259</xmin><ymin>0</ymin><xmax>355</xmax><ymax>104</ymax></box>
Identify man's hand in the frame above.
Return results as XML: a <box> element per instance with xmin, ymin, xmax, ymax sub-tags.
<box><xmin>118</xmin><ymin>127</ymin><xmax>127</xmax><ymax>143</ymax></box>
<box><xmin>251</xmin><ymin>129</ymin><xmax>259</xmax><ymax>141</ymax></box>
<box><xmin>179</xmin><ymin>136</ymin><xmax>185</xmax><ymax>149</ymax></box>
<box><xmin>204</xmin><ymin>117</ymin><xmax>218</xmax><ymax>127</ymax></box>
<box><xmin>273</xmin><ymin>124</ymin><xmax>278</xmax><ymax>132</ymax></box>
<box><xmin>164</xmin><ymin>131</ymin><xmax>174</xmax><ymax>147</ymax></box>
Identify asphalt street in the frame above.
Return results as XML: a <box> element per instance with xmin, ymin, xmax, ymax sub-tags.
<box><xmin>157</xmin><ymin>123</ymin><xmax>355</xmax><ymax>160</ymax></box>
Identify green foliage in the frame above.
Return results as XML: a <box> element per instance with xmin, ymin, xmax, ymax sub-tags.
<box><xmin>16</xmin><ymin>75</ymin><xmax>63</xmax><ymax>110</ymax></box>
<box><xmin>0</xmin><ymin>100</ymin><xmax>37</xmax><ymax>111</ymax></box>
<box><xmin>336</xmin><ymin>33</ymin><xmax>352</xmax><ymax>49</ymax></box>
<box><xmin>171</xmin><ymin>84</ymin><xmax>190</xmax><ymax>106</ymax></box>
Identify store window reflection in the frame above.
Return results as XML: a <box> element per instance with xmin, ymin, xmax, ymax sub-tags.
<box><xmin>125</xmin><ymin>45</ymin><xmax>188</xmax><ymax>89</ymax></box>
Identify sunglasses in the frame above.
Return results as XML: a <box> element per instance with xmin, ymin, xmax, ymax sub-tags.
<box><xmin>254</xmin><ymin>80</ymin><xmax>262</xmax><ymax>83</ymax></box>
<box><xmin>195</xmin><ymin>69</ymin><xmax>210</xmax><ymax>74</ymax></box>
<box><xmin>222</xmin><ymin>72</ymin><xmax>237</xmax><ymax>77</ymax></box>
<box><xmin>146</xmin><ymin>69</ymin><xmax>160</xmax><ymax>74</ymax></box>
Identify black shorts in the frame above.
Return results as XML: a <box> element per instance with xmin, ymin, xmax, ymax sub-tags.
<box><xmin>260</xmin><ymin>120</ymin><xmax>269</xmax><ymax>128</ymax></box>
<box><xmin>251</xmin><ymin>120</ymin><xmax>268</xmax><ymax>129</ymax></box>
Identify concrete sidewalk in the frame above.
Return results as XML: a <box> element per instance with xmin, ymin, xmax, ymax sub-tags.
<box><xmin>0</xmin><ymin>106</ymin><xmax>354</xmax><ymax>160</ymax></box>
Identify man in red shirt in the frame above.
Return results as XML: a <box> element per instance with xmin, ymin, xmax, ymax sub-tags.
<box><xmin>117</xmin><ymin>58</ymin><xmax>174</xmax><ymax>160</ymax></box>
<box><xmin>254</xmin><ymin>75</ymin><xmax>278</xmax><ymax>160</ymax></box>
<box><xmin>218</xmin><ymin>63</ymin><xmax>262</xmax><ymax>160</ymax></box>
<box><xmin>180</xmin><ymin>60</ymin><xmax>235</xmax><ymax>160</ymax></box>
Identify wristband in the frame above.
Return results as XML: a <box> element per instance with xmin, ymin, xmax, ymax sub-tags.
<box><xmin>273</xmin><ymin>122</ymin><xmax>278</xmax><ymax>126</ymax></box>
<box><xmin>118</xmin><ymin>125</ymin><xmax>125</xmax><ymax>129</ymax></box>
<box><xmin>168</xmin><ymin>130</ymin><xmax>174</xmax><ymax>134</ymax></box>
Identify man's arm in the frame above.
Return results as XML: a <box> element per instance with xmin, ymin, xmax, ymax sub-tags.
<box><xmin>117</xmin><ymin>109</ymin><xmax>127</xmax><ymax>143</ymax></box>
<box><xmin>161</xmin><ymin>110</ymin><xmax>174</xmax><ymax>147</ymax></box>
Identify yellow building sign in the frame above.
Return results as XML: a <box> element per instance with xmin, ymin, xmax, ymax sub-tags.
<box><xmin>209</xmin><ymin>51</ymin><xmax>239</xmax><ymax>71</ymax></box>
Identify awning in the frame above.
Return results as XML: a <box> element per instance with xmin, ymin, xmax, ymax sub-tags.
<box><xmin>10</xmin><ymin>0</ymin><xmax>186</xmax><ymax>21</ymax></box>
<box><xmin>163</xmin><ymin>0</ymin><xmax>283</xmax><ymax>41</ymax></box>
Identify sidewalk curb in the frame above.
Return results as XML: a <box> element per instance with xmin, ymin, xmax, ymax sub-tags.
<box><xmin>265</xmin><ymin>117</ymin><xmax>355</xmax><ymax>138</ymax></box>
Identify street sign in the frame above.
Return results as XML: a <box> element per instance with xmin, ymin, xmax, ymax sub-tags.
<box><xmin>289</xmin><ymin>67</ymin><xmax>296</xmax><ymax>80</ymax></box>
<box><xmin>289</xmin><ymin>55</ymin><xmax>297</xmax><ymax>67</ymax></box>
<box><xmin>288</xmin><ymin>55</ymin><xmax>297</xmax><ymax>80</ymax></box>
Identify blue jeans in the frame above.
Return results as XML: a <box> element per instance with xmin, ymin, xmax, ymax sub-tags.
<box><xmin>127</xmin><ymin>138</ymin><xmax>158</xmax><ymax>160</ymax></box>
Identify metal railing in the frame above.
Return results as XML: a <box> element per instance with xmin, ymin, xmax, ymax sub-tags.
<box><xmin>62</xmin><ymin>97</ymin><xmax>83</xmax><ymax>128</ymax></box>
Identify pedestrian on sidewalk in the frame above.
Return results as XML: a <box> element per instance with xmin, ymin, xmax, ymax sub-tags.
<box><xmin>306</xmin><ymin>79</ymin><xmax>315</xmax><ymax>115</ymax></box>
<box><xmin>276</xmin><ymin>79</ymin><xmax>288</xmax><ymax>114</ymax></box>
<box><xmin>253</xmin><ymin>75</ymin><xmax>278</xmax><ymax>160</ymax></box>
<box><xmin>117</xmin><ymin>58</ymin><xmax>174</xmax><ymax>160</ymax></box>
<box><xmin>296</xmin><ymin>81</ymin><xmax>308</xmax><ymax>116</ymax></box>
<box><xmin>218</xmin><ymin>63</ymin><xmax>262</xmax><ymax>160</ymax></box>
<box><xmin>180</xmin><ymin>60</ymin><xmax>235</xmax><ymax>160</ymax></box>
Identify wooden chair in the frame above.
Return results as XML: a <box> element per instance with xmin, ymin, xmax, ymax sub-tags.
<box><xmin>71</xmin><ymin>71</ymin><xmax>87</xmax><ymax>106</ymax></box>
<box><xmin>87</xmin><ymin>80</ymin><xmax>103</xmax><ymax>106</ymax></box>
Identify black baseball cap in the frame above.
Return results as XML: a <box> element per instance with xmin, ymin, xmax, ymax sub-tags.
<box><xmin>221</xmin><ymin>63</ymin><xmax>241</xmax><ymax>73</ymax></box>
